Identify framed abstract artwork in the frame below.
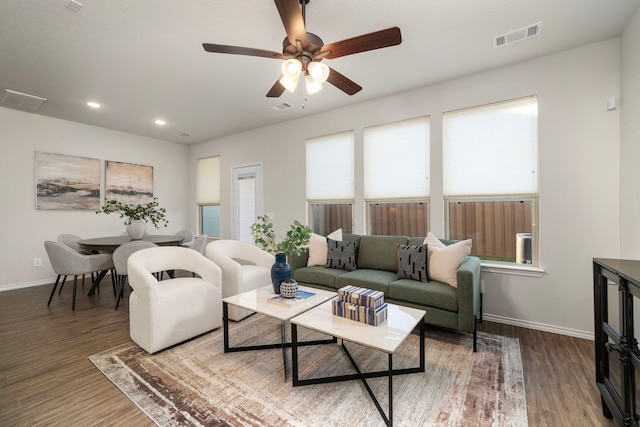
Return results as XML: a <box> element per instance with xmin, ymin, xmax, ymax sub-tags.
<box><xmin>105</xmin><ymin>160</ymin><xmax>153</xmax><ymax>205</ymax></box>
<box><xmin>35</xmin><ymin>151</ymin><xmax>100</xmax><ymax>210</ymax></box>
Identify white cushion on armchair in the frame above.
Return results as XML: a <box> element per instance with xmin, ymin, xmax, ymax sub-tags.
<box><xmin>127</xmin><ymin>246</ymin><xmax>223</xmax><ymax>354</ymax></box>
<box><xmin>205</xmin><ymin>239</ymin><xmax>275</xmax><ymax>321</ymax></box>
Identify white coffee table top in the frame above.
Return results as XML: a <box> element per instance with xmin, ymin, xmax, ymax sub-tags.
<box><xmin>223</xmin><ymin>285</ymin><xmax>337</xmax><ymax>321</ymax></box>
<box><xmin>291</xmin><ymin>301</ymin><xmax>425</xmax><ymax>354</ymax></box>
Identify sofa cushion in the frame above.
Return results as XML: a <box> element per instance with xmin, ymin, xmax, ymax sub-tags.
<box><xmin>334</xmin><ymin>269</ymin><xmax>397</xmax><ymax>295</ymax></box>
<box><xmin>307</xmin><ymin>229</ymin><xmax>343</xmax><ymax>266</ymax></box>
<box><xmin>357</xmin><ymin>235</ymin><xmax>409</xmax><ymax>272</ymax></box>
<box><xmin>293</xmin><ymin>266</ymin><xmax>349</xmax><ymax>288</ymax></box>
<box><xmin>326</xmin><ymin>239</ymin><xmax>358</xmax><ymax>271</ymax></box>
<box><xmin>407</xmin><ymin>236</ymin><xmax>426</xmax><ymax>246</ymax></box>
<box><xmin>424</xmin><ymin>232</ymin><xmax>472</xmax><ymax>287</ymax></box>
<box><xmin>388</xmin><ymin>278</ymin><xmax>458</xmax><ymax>312</ymax></box>
<box><xmin>396</xmin><ymin>244</ymin><xmax>428</xmax><ymax>282</ymax></box>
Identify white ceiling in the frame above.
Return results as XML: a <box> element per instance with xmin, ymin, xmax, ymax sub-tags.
<box><xmin>1</xmin><ymin>0</ymin><xmax>638</xmax><ymax>144</ymax></box>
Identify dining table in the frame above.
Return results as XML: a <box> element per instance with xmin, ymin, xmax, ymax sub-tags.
<box><xmin>77</xmin><ymin>234</ymin><xmax>184</xmax><ymax>296</ymax></box>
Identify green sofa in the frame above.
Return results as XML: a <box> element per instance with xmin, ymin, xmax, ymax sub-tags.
<box><xmin>289</xmin><ymin>233</ymin><xmax>482</xmax><ymax>351</ymax></box>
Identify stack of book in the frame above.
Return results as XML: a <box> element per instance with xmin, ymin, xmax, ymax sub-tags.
<box><xmin>332</xmin><ymin>285</ymin><xmax>388</xmax><ymax>326</ymax></box>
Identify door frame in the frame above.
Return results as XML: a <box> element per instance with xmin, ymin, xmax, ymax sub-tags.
<box><xmin>231</xmin><ymin>162</ymin><xmax>263</xmax><ymax>241</ymax></box>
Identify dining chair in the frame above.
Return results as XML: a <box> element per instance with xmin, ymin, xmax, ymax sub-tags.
<box><xmin>112</xmin><ymin>241</ymin><xmax>158</xmax><ymax>310</ymax></box>
<box><xmin>175</xmin><ymin>230</ymin><xmax>195</xmax><ymax>248</ymax></box>
<box><xmin>44</xmin><ymin>241</ymin><xmax>115</xmax><ymax>310</ymax></box>
<box><xmin>189</xmin><ymin>234</ymin><xmax>209</xmax><ymax>254</ymax></box>
<box><xmin>56</xmin><ymin>233</ymin><xmax>96</xmax><ymax>295</ymax></box>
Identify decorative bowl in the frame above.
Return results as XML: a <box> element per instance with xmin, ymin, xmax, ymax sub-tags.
<box><xmin>280</xmin><ymin>279</ymin><xmax>299</xmax><ymax>298</ymax></box>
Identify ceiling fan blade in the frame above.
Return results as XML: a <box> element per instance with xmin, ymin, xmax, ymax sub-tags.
<box><xmin>203</xmin><ymin>43</ymin><xmax>286</xmax><ymax>60</ymax></box>
<box><xmin>266</xmin><ymin>78</ymin><xmax>286</xmax><ymax>98</ymax></box>
<box><xmin>320</xmin><ymin>27</ymin><xmax>401</xmax><ymax>59</ymax></box>
<box><xmin>274</xmin><ymin>0</ymin><xmax>308</xmax><ymax>47</ymax></box>
<box><xmin>327</xmin><ymin>67</ymin><xmax>362</xmax><ymax>95</ymax></box>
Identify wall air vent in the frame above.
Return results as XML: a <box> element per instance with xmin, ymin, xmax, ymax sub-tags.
<box><xmin>0</xmin><ymin>89</ymin><xmax>47</xmax><ymax>111</ymax></box>
<box><xmin>271</xmin><ymin>102</ymin><xmax>291</xmax><ymax>111</ymax></box>
<box><xmin>493</xmin><ymin>22</ymin><xmax>542</xmax><ymax>48</ymax></box>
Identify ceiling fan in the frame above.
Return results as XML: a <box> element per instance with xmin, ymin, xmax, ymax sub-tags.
<box><xmin>202</xmin><ymin>0</ymin><xmax>402</xmax><ymax>97</ymax></box>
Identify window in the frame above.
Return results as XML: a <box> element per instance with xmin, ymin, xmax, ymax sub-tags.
<box><xmin>196</xmin><ymin>156</ymin><xmax>220</xmax><ymax>237</ymax></box>
<box><xmin>306</xmin><ymin>131</ymin><xmax>354</xmax><ymax>234</ymax></box>
<box><xmin>443</xmin><ymin>97</ymin><xmax>538</xmax><ymax>265</ymax></box>
<box><xmin>364</xmin><ymin>117</ymin><xmax>430</xmax><ymax>235</ymax></box>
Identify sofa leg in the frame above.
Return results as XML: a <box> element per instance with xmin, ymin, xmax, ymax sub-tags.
<box><xmin>473</xmin><ymin>315</ymin><xmax>478</xmax><ymax>352</ymax></box>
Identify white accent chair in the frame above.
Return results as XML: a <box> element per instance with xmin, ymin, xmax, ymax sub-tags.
<box><xmin>205</xmin><ymin>240</ymin><xmax>274</xmax><ymax>321</ymax></box>
<box><xmin>127</xmin><ymin>246</ymin><xmax>223</xmax><ymax>354</ymax></box>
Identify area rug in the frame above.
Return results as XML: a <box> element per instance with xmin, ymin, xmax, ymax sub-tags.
<box><xmin>89</xmin><ymin>314</ymin><xmax>527</xmax><ymax>426</ymax></box>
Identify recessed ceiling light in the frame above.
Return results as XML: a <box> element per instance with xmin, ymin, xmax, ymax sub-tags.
<box><xmin>155</xmin><ymin>119</ymin><xmax>166</xmax><ymax>126</ymax></box>
<box><xmin>86</xmin><ymin>101</ymin><xmax>101</xmax><ymax>108</ymax></box>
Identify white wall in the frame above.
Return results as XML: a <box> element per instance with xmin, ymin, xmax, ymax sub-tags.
<box><xmin>620</xmin><ymin>8</ymin><xmax>640</xmax><ymax>256</ymax></box>
<box><xmin>0</xmin><ymin>108</ymin><xmax>190</xmax><ymax>289</ymax></box>
<box><xmin>190</xmin><ymin>38</ymin><xmax>623</xmax><ymax>338</ymax></box>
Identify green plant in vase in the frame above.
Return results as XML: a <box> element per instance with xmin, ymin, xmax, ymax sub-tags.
<box><xmin>97</xmin><ymin>198</ymin><xmax>168</xmax><ymax>238</ymax></box>
<box><xmin>250</xmin><ymin>214</ymin><xmax>312</xmax><ymax>256</ymax></box>
<box><xmin>250</xmin><ymin>214</ymin><xmax>312</xmax><ymax>294</ymax></box>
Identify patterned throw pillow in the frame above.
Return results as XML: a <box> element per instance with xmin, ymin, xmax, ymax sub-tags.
<box><xmin>397</xmin><ymin>244</ymin><xmax>429</xmax><ymax>282</ymax></box>
<box><xmin>325</xmin><ymin>239</ymin><xmax>357</xmax><ymax>271</ymax></box>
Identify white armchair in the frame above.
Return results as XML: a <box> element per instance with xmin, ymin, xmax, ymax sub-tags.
<box><xmin>127</xmin><ymin>246</ymin><xmax>222</xmax><ymax>354</ymax></box>
<box><xmin>205</xmin><ymin>240</ymin><xmax>274</xmax><ymax>321</ymax></box>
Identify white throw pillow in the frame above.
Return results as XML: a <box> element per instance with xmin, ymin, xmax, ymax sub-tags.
<box><xmin>307</xmin><ymin>229</ymin><xmax>343</xmax><ymax>266</ymax></box>
<box><xmin>424</xmin><ymin>232</ymin><xmax>445</xmax><ymax>249</ymax></box>
<box><xmin>423</xmin><ymin>233</ymin><xmax>471</xmax><ymax>287</ymax></box>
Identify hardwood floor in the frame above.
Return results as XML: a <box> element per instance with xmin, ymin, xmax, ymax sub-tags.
<box><xmin>0</xmin><ymin>281</ymin><xmax>617</xmax><ymax>426</ymax></box>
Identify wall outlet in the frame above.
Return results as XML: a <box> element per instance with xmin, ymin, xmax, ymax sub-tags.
<box><xmin>33</xmin><ymin>257</ymin><xmax>42</xmax><ymax>267</ymax></box>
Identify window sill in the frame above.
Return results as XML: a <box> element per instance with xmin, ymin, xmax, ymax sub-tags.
<box><xmin>481</xmin><ymin>261</ymin><xmax>545</xmax><ymax>278</ymax></box>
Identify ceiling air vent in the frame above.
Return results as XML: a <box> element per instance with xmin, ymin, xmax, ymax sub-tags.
<box><xmin>271</xmin><ymin>102</ymin><xmax>291</xmax><ymax>111</ymax></box>
<box><xmin>493</xmin><ymin>22</ymin><xmax>542</xmax><ymax>48</ymax></box>
<box><xmin>0</xmin><ymin>89</ymin><xmax>47</xmax><ymax>111</ymax></box>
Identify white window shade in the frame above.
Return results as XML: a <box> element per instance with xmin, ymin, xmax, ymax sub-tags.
<box><xmin>306</xmin><ymin>131</ymin><xmax>354</xmax><ymax>200</ymax></box>
<box><xmin>364</xmin><ymin>117</ymin><xmax>429</xmax><ymax>199</ymax></box>
<box><xmin>443</xmin><ymin>97</ymin><xmax>538</xmax><ymax>197</ymax></box>
<box><xmin>196</xmin><ymin>156</ymin><xmax>220</xmax><ymax>204</ymax></box>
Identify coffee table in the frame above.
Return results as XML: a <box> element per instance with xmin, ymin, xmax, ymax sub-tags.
<box><xmin>290</xmin><ymin>301</ymin><xmax>426</xmax><ymax>427</ymax></box>
<box><xmin>222</xmin><ymin>285</ymin><xmax>337</xmax><ymax>381</ymax></box>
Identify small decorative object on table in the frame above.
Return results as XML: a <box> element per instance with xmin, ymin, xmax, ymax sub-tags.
<box><xmin>97</xmin><ymin>198</ymin><xmax>169</xmax><ymax>239</ymax></box>
<box><xmin>279</xmin><ymin>279</ymin><xmax>299</xmax><ymax>298</ymax></box>
<box><xmin>250</xmin><ymin>214</ymin><xmax>312</xmax><ymax>294</ymax></box>
<box><xmin>332</xmin><ymin>285</ymin><xmax>388</xmax><ymax>326</ymax></box>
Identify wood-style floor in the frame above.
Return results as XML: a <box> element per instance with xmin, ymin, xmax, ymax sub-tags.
<box><xmin>0</xmin><ymin>280</ymin><xmax>617</xmax><ymax>426</ymax></box>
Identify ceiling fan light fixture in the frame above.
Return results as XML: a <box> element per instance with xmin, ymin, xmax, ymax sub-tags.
<box><xmin>281</xmin><ymin>58</ymin><xmax>302</xmax><ymax>80</ymax></box>
<box><xmin>307</xmin><ymin>62</ymin><xmax>329</xmax><ymax>83</ymax></box>
<box><xmin>305</xmin><ymin>75</ymin><xmax>323</xmax><ymax>95</ymax></box>
<box><xmin>279</xmin><ymin>74</ymin><xmax>299</xmax><ymax>93</ymax></box>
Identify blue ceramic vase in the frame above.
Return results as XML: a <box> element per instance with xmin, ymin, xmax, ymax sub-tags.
<box><xmin>271</xmin><ymin>253</ymin><xmax>291</xmax><ymax>294</ymax></box>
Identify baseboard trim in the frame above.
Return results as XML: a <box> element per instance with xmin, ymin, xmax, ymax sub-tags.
<box><xmin>0</xmin><ymin>279</ymin><xmax>52</xmax><ymax>292</ymax></box>
<box><xmin>483</xmin><ymin>313</ymin><xmax>594</xmax><ymax>341</ymax></box>
<box><xmin>0</xmin><ymin>273</ymin><xmax>114</xmax><ymax>293</ymax></box>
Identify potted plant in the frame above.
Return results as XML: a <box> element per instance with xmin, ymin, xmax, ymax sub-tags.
<box><xmin>97</xmin><ymin>197</ymin><xmax>169</xmax><ymax>239</ymax></box>
<box><xmin>250</xmin><ymin>214</ymin><xmax>312</xmax><ymax>293</ymax></box>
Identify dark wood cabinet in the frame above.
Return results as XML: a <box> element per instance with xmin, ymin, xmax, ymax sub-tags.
<box><xmin>593</xmin><ymin>258</ymin><xmax>640</xmax><ymax>427</ymax></box>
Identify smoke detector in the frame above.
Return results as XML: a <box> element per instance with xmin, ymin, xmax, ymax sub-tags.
<box><xmin>493</xmin><ymin>22</ymin><xmax>542</xmax><ymax>48</ymax></box>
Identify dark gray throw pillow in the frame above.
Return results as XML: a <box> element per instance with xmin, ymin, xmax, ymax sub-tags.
<box><xmin>397</xmin><ymin>244</ymin><xmax>428</xmax><ymax>282</ymax></box>
<box><xmin>325</xmin><ymin>239</ymin><xmax>357</xmax><ymax>271</ymax></box>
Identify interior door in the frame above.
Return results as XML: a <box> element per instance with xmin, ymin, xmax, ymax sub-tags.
<box><xmin>231</xmin><ymin>163</ymin><xmax>263</xmax><ymax>242</ymax></box>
